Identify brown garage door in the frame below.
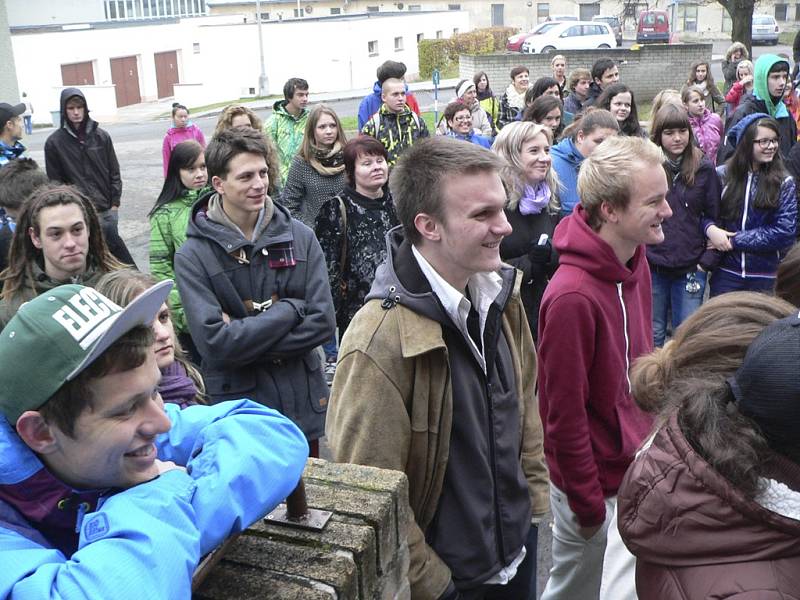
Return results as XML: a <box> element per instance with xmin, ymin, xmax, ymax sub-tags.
<box><xmin>61</xmin><ymin>62</ymin><xmax>95</xmax><ymax>86</ymax></box>
<box><xmin>154</xmin><ymin>50</ymin><xmax>180</xmax><ymax>99</ymax></box>
<box><xmin>110</xmin><ymin>56</ymin><xmax>142</xmax><ymax>107</ymax></box>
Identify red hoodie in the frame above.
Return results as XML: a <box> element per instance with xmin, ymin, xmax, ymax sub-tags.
<box><xmin>537</xmin><ymin>206</ymin><xmax>654</xmax><ymax>527</ymax></box>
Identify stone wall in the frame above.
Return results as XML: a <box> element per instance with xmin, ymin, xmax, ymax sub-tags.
<box><xmin>460</xmin><ymin>43</ymin><xmax>713</xmax><ymax>104</ymax></box>
<box><xmin>195</xmin><ymin>458</ymin><xmax>411</xmax><ymax>600</ymax></box>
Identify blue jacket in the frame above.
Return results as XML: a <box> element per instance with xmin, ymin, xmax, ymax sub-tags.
<box><xmin>446</xmin><ymin>130</ymin><xmax>492</xmax><ymax>148</ymax></box>
<box><xmin>551</xmin><ymin>137</ymin><xmax>583</xmax><ymax>217</ymax></box>
<box><xmin>716</xmin><ymin>164</ymin><xmax>797</xmax><ymax>278</ymax></box>
<box><xmin>0</xmin><ymin>400</ymin><xmax>308</xmax><ymax>599</ymax></box>
<box><xmin>0</xmin><ymin>140</ymin><xmax>25</xmax><ymax>167</ymax></box>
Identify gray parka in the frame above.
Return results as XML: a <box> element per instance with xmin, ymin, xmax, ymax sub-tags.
<box><xmin>174</xmin><ymin>191</ymin><xmax>335</xmax><ymax>440</ymax></box>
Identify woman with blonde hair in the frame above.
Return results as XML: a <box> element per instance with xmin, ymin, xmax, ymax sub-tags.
<box><xmin>495</xmin><ymin>121</ymin><xmax>561</xmax><ymax>339</ymax></box>
<box><xmin>724</xmin><ymin>59</ymin><xmax>754</xmax><ymax>114</ymax></box>
<box><xmin>600</xmin><ymin>292</ymin><xmax>796</xmax><ymax>599</ymax></box>
<box><xmin>613</xmin><ymin>292</ymin><xmax>800</xmax><ymax>598</ymax></box>
<box><xmin>96</xmin><ymin>269</ymin><xmax>205</xmax><ymax>408</ymax></box>
<box><xmin>281</xmin><ymin>104</ymin><xmax>347</xmax><ymax>227</ymax></box>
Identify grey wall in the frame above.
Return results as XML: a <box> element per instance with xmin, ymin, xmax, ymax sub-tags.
<box><xmin>460</xmin><ymin>44</ymin><xmax>714</xmax><ymax>105</ymax></box>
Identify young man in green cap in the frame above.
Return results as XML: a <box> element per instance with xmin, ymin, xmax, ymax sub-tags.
<box><xmin>0</xmin><ymin>281</ymin><xmax>308</xmax><ymax>598</ymax></box>
<box><xmin>719</xmin><ymin>54</ymin><xmax>796</xmax><ymax>163</ymax></box>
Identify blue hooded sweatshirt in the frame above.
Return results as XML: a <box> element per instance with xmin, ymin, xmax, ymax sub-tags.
<box><xmin>550</xmin><ymin>137</ymin><xmax>584</xmax><ymax>217</ymax></box>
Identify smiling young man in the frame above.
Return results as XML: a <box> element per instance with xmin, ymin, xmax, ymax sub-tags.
<box><xmin>537</xmin><ymin>136</ymin><xmax>670</xmax><ymax>599</ymax></box>
<box><xmin>0</xmin><ymin>184</ymin><xmax>124</xmax><ymax>327</ymax></box>
<box><xmin>584</xmin><ymin>58</ymin><xmax>620</xmax><ymax>108</ymax></box>
<box><xmin>44</xmin><ymin>88</ymin><xmax>134</xmax><ymax>266</ymax></box>
<box><xmin>174</xmin><ymin>126</ymin><xmax>335</xmax><ymax>456</ymax></box>
<box><xmin>720</xmin><ymin>54</ymin><xmax>796</xmax><ymax>163</ymax></box>
<box><xmin>326</xmin><ymin>137</ymin><xmax>549</xmax><ymax>600</ymax></box>
<box><xmin>0</xmin><ymin>281</ymin><xmax>308</xmax><ymax>598</ymax></box>
<box><xmin>361</xmin><ymin>78</ymin><xmax>429</xmax><ymax>167</ymax></box>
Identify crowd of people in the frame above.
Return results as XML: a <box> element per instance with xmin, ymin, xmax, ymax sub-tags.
<box><xmin>1</xmin><ymin>39</ymin><xmax>800</xmax><ymax>598</ymax></box>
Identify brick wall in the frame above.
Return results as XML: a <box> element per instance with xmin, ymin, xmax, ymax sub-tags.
<box><xmin>460</xmin><ymin>44</ymin><xmax>713</xmax><ymax>105</ymax></box>
<box><xmin>196</xmin><ymin>458</ymin><xmax>411</xmax><ymax>600</ymax></box>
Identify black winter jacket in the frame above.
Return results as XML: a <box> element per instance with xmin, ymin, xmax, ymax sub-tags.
<box><xmin>43</xmin><ymin>88</ymin><xmax>122</xmax><ymax>212</ymax></box>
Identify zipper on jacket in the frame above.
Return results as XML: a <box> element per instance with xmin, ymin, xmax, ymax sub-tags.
<box><xmin>616</xmin><ymin>282</ymin><xmax>632</xmax><ymax>394</ymax></box>
<box><xmin>485</xmin><ymin>381</ymin><xmax>507</xmax><ymax>566</ymax></box>
<box><xmin>741</xmin><ymin>172</ymin><xmax>752</xmax><ymax>277</ymax></box>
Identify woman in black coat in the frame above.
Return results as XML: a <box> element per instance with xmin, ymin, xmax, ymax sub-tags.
<box><xmin>494</xmin><ymin>121</ymin><xmax>561</xmax><ymax>341</ymax></box>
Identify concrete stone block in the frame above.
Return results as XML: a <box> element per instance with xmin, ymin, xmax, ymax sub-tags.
<box><xmin>195</xmin><ymin>561</ymin><xmax>337</xmax><ymax>600</ymax></box>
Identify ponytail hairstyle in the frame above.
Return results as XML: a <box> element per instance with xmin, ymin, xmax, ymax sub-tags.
<box><xmin>561</xmin><ymin>106</ymin><xmax>619</xmax><ymax>142</ymax></box>
<box><xmin>650</xmin><ymin>103</ymin><xmax>703</xmax><ymax>187</ymax></box>
<box><xmin>171</xmin><ymin>102</ymin><xmax>188</xmax><ymax>118</ymax></box>
<box><xmin>631</xmin><ymin>292</ymin><xmax>795</xmax><ymax>497</ymax></box>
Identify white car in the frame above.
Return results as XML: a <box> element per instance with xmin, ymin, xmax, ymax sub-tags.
<box><xmin>751</xmin><ymin>14</ymin><xmax>779</xmax><ymax>45</ymax></box>
<box><xmin>521</xmin><ymin>21</ymin><xmax>616</xmax><ymax>54</ymax></box>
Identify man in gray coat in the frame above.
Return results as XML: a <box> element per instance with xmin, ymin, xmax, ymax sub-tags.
<box><xmin>174</xmin><ymin>127</ymin><xmax>335</xmax><ymax>456</ymax></box>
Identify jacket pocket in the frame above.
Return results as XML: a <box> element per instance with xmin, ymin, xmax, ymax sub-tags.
<box><xmin>205</xmin><ymin>368</ymin><xmax>257</xmax><ymax>403</ymax></box>
<box><xmin>303</xmin><ymin>350</ymin><xmax>329</xmax><ymax>414</ymax></box>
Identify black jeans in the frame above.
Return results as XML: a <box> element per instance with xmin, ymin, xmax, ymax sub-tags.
<box><xmin>98</xmin><ymin>208</ymin><xmax>135</xmax><ymax>267</ymax></box>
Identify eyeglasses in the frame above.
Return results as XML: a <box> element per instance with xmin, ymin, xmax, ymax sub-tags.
<box><xmin>753</xmin><ymin>138</ymin><xmax>779</xmax><ymax>149</ymax></box>
<box><xmin>453</xmin><ymin>116</ymin><xmax>472</xmax><ymax>123</ymax></box>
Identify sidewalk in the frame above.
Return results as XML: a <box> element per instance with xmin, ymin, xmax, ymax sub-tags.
<box><xmin>111</xmin><ymin>78</ymin><xmax>462</xmax><ymax>124</ymax></box>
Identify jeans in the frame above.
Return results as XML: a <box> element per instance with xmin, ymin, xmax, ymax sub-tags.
<box><xmin>98</xmin><ymin>208</ymin><xmax>135</xmax><ymax>267</ymax></box>
<box><xmin>540</xmin><ymin>484</ymin><xmax>617</xmax><ymax>600</ymax></box>
<box><xmin>23</xmin><ymin>115</ymin><xmax>32</xmax><ymax>135</ymax></box>
<box><xmin>709</xmin><ymin>269</ymin><xmax>774</xmax><ymax>297</ymax></box>
<box><xmin>651</xmin><ymin>268</ymin><xmax>706</xmax><ymax>347</ymax></box>
<box><xmin>459</xmin><ymin>524</ymin><xmax>539</xmax><ymax>600</ymax></box>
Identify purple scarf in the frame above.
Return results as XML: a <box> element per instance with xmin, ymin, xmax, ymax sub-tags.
<box><xmin>159</xmin><ymin>361</ymin><xmax>199</xmax><ymax>409</ymax></box>
<box><xmin>518</xmin><ymin>182</ymin><xmax>551</xmax><ymax>215</ymax></box>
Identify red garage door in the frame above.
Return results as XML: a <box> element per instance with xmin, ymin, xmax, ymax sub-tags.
<box><xmin>154</xmin><ymin>50</ymin><xmax>180</xmax><ymax>99</ymax></box>
<box><xmin>61</xmin><ymin>61</ymin><xmax>95</xmax><ymax>86</ymax></box>
<box><xmin>110</xmin><ymin>55</ymin><xmax>142</xmax><ymax>107</ymax></box>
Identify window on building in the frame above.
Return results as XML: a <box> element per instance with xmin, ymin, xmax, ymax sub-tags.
<box><xmin>453</xmin><ymin>27</ymin><xmax>459</xmax><ymax>34</ymax></box>
<box><xmin>368</xmin><ymin>40</ymin><xmax>379</xmax><ymax>55</ymax></box>
<box><xmin>293</xmin><ymin>8</ymin><xmax>302</xmax><ymax>17</ymax></box>
<box><xmin>796</xmin><ymin>3</ymin><xmax>800</xmax><ymax>21</ymax></box>
<box><xmin>537</xmin><ymin>3</ymin><xmax>550</xmax><ymax>21</ymax></box>
<box><xmin>417</xmin><ymin>32</ymin><xmax>424</xmax><ymax>42</ymax></box>
<box><xmin>367</xmin><ymin>5</ymin><xmax>379</xmax><ymax>12</ymax></box>
<box><xmin>330</xmin><ymin>7</ymin><xmax>341</xmax><ymax>14</ymax></box>
<box><xmin>677</xmin><ymin>3</ymin><xmax>698</xmax><ymax>31</ymax></box>
<box><xmin>436</xmin><ymin>30</ymin><xmax>443</xmax><ymax>38</ymax></box>
<box><xmin>259</xmin><ymin>12</ymin><xmax>269</xmax><ymax>19</ymax></box>
<box><xmin>721</xmin><ymin>10</ymin><xmax>731</xmax><ymax>32</ymax></box>
<box><xmin>448</xmin><ymin>4</ymin><xmax>461</xmax><ymax>9</ymax></box>
<box><xmin>408</xmin><ymin>4</ymin><xmax>421</xmax><ymax>10</ymax></box>
<box><xmin>193</xmin><ymin>42</ymin><xmax>200</xmax><ymax>53</ymax></box>
<box><xmin>395</xmin><ymin>36</ymin><xmax>404</xmax><ymax>51</ymax></box>
<box><xmin>774</xmin><ymin>3</ymin><xmax>788</xmax><ymax>20</ymax></box>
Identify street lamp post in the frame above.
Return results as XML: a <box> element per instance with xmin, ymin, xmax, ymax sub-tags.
<box><xmin>256</xmin><ymin>0</ymin><xmax>269</xmax><ymax>97</ymax></box>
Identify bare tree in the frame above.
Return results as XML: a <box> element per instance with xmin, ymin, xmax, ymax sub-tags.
<box><xmin>716</xmin><ymin>0</ymin><xmax>755</xmax><ymax>53</ymax></box>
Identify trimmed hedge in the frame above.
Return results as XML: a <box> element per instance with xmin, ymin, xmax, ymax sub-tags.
<box><xmin>418</xmin><ymin>26</ymin><xmax>520</xmax><ymax>79</ymax></box>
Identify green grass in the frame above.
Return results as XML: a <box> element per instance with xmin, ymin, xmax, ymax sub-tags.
<box><xmin>779</xmin><ymin>30</ymin><xmax>796</xmax><ymax>45</ymax></box>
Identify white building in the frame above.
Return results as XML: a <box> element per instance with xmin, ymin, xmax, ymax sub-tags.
<box><xmin>9</xmin><ymin>10</ymin><xmax>469</xmax><ymax>123</ymax></box>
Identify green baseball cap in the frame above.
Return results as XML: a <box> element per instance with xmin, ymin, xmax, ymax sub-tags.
<box><xmin>0</xmin><ymin>280</ymin><xmax>172</xmax><ymax>424</ymax></box>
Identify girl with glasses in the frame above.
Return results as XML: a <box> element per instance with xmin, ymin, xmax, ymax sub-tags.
<box><xmin>710</xmin><ymin>114</ymin><xmax>797</xmax><ymax>296</ymax></box>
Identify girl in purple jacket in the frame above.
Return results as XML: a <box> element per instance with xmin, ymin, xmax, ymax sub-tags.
<box><xmin>683</xmin><ymin>85</ymin><xmax>723</xmax><ymax>164</ymax></box>
<box><xmin>162</xmin><ymin>102</ymin><xmax>206</xmax><ymax>177</ymax></box>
